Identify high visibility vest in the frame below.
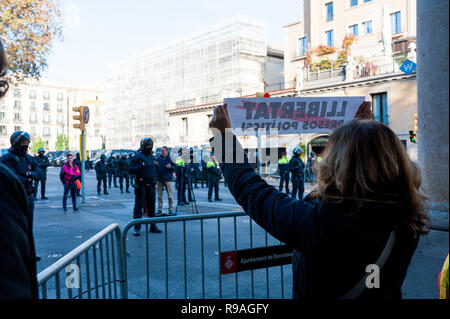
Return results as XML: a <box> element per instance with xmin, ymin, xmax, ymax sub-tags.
<box><xmin>207</xmin><ymin>161</ymin><xmax>216</xmax><ymax>168</ymax></box>
<box><xmin>278</xmin><ymin>156</ymin><xmax>289</xmax><ymax>164</ymax></box>
<box><xmin>317</xmin><ymin>156</ymin><xmax>323</xmax><ymax>163</ymax></box>
<box><xmin>438</xmin><ymin>254</ymin><xmax>449</xmax><ymax>299</ymax></box>
<box><xmin>176</xmin><ymin>157</ymin><xmax>185</xmax><ymax>166</ymax></box>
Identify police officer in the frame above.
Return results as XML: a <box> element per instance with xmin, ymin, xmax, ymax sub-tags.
<box><xmin>118</xmin><ymin>153</ymin><xmax>130</xmax><ymax>194</ymax></box>
<box><xmin>278</xmin><ymin>151</ymin><xmax>290</xmax><ymax>195</ymax></box>
<box><xmin>128</xmin><ymin>138</ymin><xmax>161</xmax><ymax>236</ymax></box>
<box><xmin>106</xmin><ymin>154</ymin><xmax>115</xmax><ymax>188</ymax></box>
<box><xmin>289</xmin><ymin>147</ymin><xmax>305</xmax><ymax>200</ymax></box>
<box><xmin>207</xmin><ymin>152</ymin><xmax>222</xmax><ymax>202</ymax></box>
<box><xmin>34</xmin><ymin>147</ymin><xmax>50</xmax><ymax>200</ymax></box>
<box><xmin>175</xmin><ymin>148</ymin><xmax>188</xmax><ymax>206</ymax></box>
<box><xmin>113</xmin><ymin>153</ymin><xmax>120</xmax><ymax>188</ymax></box>
<box><xmin>128</xmin><ymin>152</ymin><xmax>136</xmax><ymax>188</ymax></box>
<box><xmin>200</xmin><ymin>152</ymin><xmax>208</xmax><ymax>189</ymax></box>
<box><xmin>95</xmin><ymin>154</ymin><xmax>109</xmax><ymax>195</ymax></box>
<box><xmin>0</xmin><ymin>131</ymin><xmax>42</xmax><ymax>261</ymax></box>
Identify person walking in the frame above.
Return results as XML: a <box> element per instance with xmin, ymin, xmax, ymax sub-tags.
<box><xmin>278</xmin><ymin>151</ymin><xmax>290</xmax><ymax>194</ymax></box>
<box><xmin>207</xmin><ymin>152</ymin><xmax>222</xmax><ymax>202</ymax></box>
<box><xmin>156</xmin><ymin>146</ymin><xmax>175</xmax><ymax>215</ymax></box>
<box><xmin>61</xmin><ymin>153</ymin><xmax>81</xmax><ymax>212</ymax></box>
<box><xmin>34</xmin><ymin>147</ymin><xmax>50</xmax><ymax>200</ymax></box>
<box><xmin>208</xmin><ymin>102</ymin><xmax>430</xmax><ymax>299</ymax></box>
<box><xmin>289</xmin><ymin>147</ymin><xmax>305</xmax><ymax>200</ymax></box>
<box><xmin>128</xmin><ymin>138</ymin><xmax>162</xmax><ymax>236</ymax></box>
<box><xmin>94</xmin><ymin>154</ymin><xmax>109</xmax><ymax>195</ymax></box>
<box><xmin>118</xmin><ymin>153</ymin><xmax>131</xmax><ymax>194</ymax></box>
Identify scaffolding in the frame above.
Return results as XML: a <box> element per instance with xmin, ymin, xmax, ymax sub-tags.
<box><xmin>106</xmin><ymin>16</ymin><xmax>268</xmax><ymax>148</ymax></box>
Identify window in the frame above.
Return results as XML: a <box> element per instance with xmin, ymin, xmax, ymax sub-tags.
<box><xmin>43</xmin><ymin>91</ymin><xmax>50</xmax><ymax>99</ymax></box>
<box><xmin>297</xmin><ymin>36</ymin><xmax>308</xmax><ymax>56</ymax></box>
<box><xmin>30</xmin><ymin>126</ymin><xmax>37</xmax><ymax>136</ymax></box>
<box><xmin>350</xmin><ymin>0</ymin><xmax>358</xmax><ymax>7</ymax></box>
<box><xmin>57</xmin><ymin>127</ymin><xmax>63</xmax><ymax>136</ymax></box>
<box><xmin>14</xmin><ymin>126</ymin><xmax>21</xmax><ymax>132</ymax></box>
<box><xmin>43</xmin><ymin>103</ymin><xmax>50</xmax><ymax>111</ymax></box>
<box><xmin>43</xmin><ymin>127</ymin><xmax>51</xmax><ymax>137</ymax></box>
<box><xmin>29</xmin><ymin>90</ymin><xmax>36</xmax><ymax>99</ymax></box>
<box><xmin>0</xmin><ymin>125</ymin><xmax>7</xmax><ymax>136</ymax></box>
<box><xmin>372</xmin><ymin>93</ymin><xmax>388</xmax><ymax>125</ymax></box>
<box><xmin>326</xmin><ymin>2</ymin><xmax>333</xmax><ymax>21</ymax></box>
<box><xmin>391</xmin><ymin>11</ymin><xmax>401</xmax><ymax>34</ymax></box>
<box><xmin>325</xmin><ymin>30</ymin><xmax>334</xmax><ymax>47</ymax></box>
<box><xmin>14</xmin><ymin>100</ymin><xmax>21</xmax><ymax>110</ymax></box>
<box><xmin>349</xmin><ymin>24</ymin><xmax>359</xmax><ymax>36</ymax></box>
<box><xmin>29</xmin><ymin>113</ymin><xmax>38</xmax><ymax>123</ymax></box>
<box><xmin>57</xmin><ymin>115</ymin><xmax>64</xmax><ymax>123</ymax></box>
<box><xmin>57</xmin><ymin>103</ymin><xmax>63</xmax><ymax>112</ymax></box>
<box><xmin>57</xmin><ymin>92</ymin><xmax>64</xmax><ymax>101</ymax></box>
<box><xmin>14</xmin><ymin>88</ymin><xmax>21</xmax><ymax>97</ymax></box>
<box><xmin>30</xmin><ymin>102</ymin><xmax>36</xmax><ymax>110</ymax></box>
<box><xmin>182</xmin><ymin>117</ymin><xmax>188</xmax><ymax>137</ymax></box>
<box><xmin>363</xmin><ymin>20</ymin><xmax>373</xmax><ymax>34</ymax></box>
<box><xmin>14</xmin><ymin>113</ymin><xmax>21</xmax><ymax>122</ymax></box>
<box><xmin>43</xmin><ymin>114</ymin><xmax>51</xmax><ymax>123</ymax></box>
<box><xmin>0</xmin><ymin>112</ymin><xmax>5</xmax><ymax>120</ymax></box>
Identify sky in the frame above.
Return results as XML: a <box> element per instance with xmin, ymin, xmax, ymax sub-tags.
<box><xmin>42</xmin><ymin>0</ymin><xmax>301</xmax><ymax>84</ymax></box>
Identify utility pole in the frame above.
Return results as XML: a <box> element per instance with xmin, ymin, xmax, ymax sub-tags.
<box><xmin>72</xmin><ymin>105</ymin><xmax>89</xmax><ymax>204</ymax></box>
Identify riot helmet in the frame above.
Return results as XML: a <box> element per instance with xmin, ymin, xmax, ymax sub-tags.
<box><xmin>140</xmin><ymin>137</ymin><xmax>154</xmax><ymax>155</ymax></box>
<box><xmin>293</xmin><ymin>147</ymin><xmax>302</xmax><ymax>157</ymax></box>
<box><xmin>100</xmin><ymin>154</ymin><xmax>107</xmax><ymax>161</ymax></box>
<box><xmin>122</xmin><ymin>153</ymin><xmax>127</xmax><ymax>159</ymax></box>
<box><xmin>38</xmin><ymin>147</ymin><xmax>45</xmax><ymax>155</ymax></box>
<box><xmin>10</xmin><ymin>131</ymin><xmax>31</xmax><ymax>155</ymax></box>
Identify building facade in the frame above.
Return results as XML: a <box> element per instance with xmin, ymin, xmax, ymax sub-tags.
<box><xmin>105</xmin><ymin>16</ymin><xmax>284</xmax><ymax>149</ymax></box>
<box><xmin>0</xmin><ymin>78</ymin><xmax>106</xmax><ymax>153</ymax></box>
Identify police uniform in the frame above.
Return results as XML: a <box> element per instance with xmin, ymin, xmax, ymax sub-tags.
<box><xmin>113</xmin><ymin>154</ymin><xmax>120</xmax><ymax>187</ymax></box>
<box><xmin>95</xmin><ymin>154</ymin><xmax>108</xmax><ymax>195</ymax></box>
<box><xmin>34</xmin><ymin>148</ymin><xmax>50</xmax><ymax>199</ymax></box>
<box><xmin>118</xmin><ymin>154</ymin><xmax>130</xmax><ymax>194</ymax></box>
<box><xmin>0</xmin><ymin>131</ymin><xmax>42</xmax><ymax>262</ymax></box>
<box><xmin>278</xmin><ymin>153</ymin><xmax>290</xmax><ymax>194</ymax></box>
<box><xmin>288</xmin><ymin>148</ymin><xmax>305</xmax><ymax>200</ymax></box>
<box><xmin>207</xmin><ymin>155</ymin><xmax>222</xmax><ymax>202</ymax></box>
<box><xmin>106</xmin><ymin>155</ymin><xmax>115</xmax><ymax>188</ymax></box>
<box><xmin>175</xmin><ymin>151</ymin><xmax>188</xmax><ymax>205</ymax></box>
<box><xmin>128</xmin><ymin>138</ymin><xmax>161</xmax><ymax>235</ymax></box>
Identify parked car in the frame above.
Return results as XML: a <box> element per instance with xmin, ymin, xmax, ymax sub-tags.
<box><xmin>49</xmin><ymin>151</ymin><xmax>65</xmax><ymax>166</ymax></box>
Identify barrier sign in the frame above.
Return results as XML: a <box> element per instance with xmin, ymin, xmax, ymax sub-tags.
<box><xmin>224</xmin><ymin>96</ymin><xmax>365</xmax><ymax>135</ymax></box>
<box><xmin>220</xmin><ymin>245</ymin><xmax>293</xmax><ymax>274</ymax></box>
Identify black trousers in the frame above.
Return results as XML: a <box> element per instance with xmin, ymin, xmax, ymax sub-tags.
<box><xmin>176</xmin><ymin>176</ymin><xmax>186</xmax><ymax>202</ymax></box>
<box><xmin>108</xmin><ymin>171</ymin><xmax>117</xmax><ymax>187</ymax></box>
<box><xmin>208</xmin><ymin>179</ymin><xmax>219</xmax><ymax>200</ymax></box>
<box><xmin>133</xmin><ymin>184</ymin><xmax>156</xmax><ymax>231</ymax></box>
<box><xmin>291</xmin><ymin>175</ymin><xmax>305</xmax><ymax>200</ymax></box>
<box><xmin>97</xmin><ymin>175</ymin><xmax>107</xmax><ymax>193</ymax></box>
<box><xmin>279</xmin><ymin>172</ymin><xmax>290</xmax><ymax>193</ymax></box>
<box><xmin>119</xmin><ymin>173</ymin><xmax>130</xmax><ymax>191</ymax></box>
<box><xmin>33</xmin><ymin>173</ymin><xmax>47</xmax><ymax>198</ymax></box>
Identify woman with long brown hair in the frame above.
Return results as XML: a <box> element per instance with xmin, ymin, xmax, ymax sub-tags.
<box><xmin>209</xmin><ymin>102</ymin><xmax>429</xmax><ymax>299</ymax></box>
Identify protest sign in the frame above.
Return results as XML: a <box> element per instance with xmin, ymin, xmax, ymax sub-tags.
<box><xmin>224</xmin><ymin>96</ymin><xmax>365</xmax><ymax>135</ymax></box>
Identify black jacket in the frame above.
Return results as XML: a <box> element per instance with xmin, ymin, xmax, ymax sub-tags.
<box><xmin>35</xmin><ymin>154</ymin><xmax>50</xmax><ymax>173</ymax></box>
<box><xmin>0</xmin><ymin>163</ymin><xmax>38</xmax><ymax>299</ymax></box>
<box><xmin>156</xmin><ymin>155</ymin><xmax>175</xmax><ymax>182</ymax></box>
<box><xmin>128</xmin><ymin>151</ymin><xmax>158</xmax><ymax>184</ymax></box>
<box><xmin>216</xmin><ymin>134</ymin><xmax>419</xmax><ymax>299</ymax></box>
<box><xmin>0</xmin><ymin>149</ymin><xmax>42</xmax><ymax>194</ymax></box>
<box><xmin>117</xmin><ymin>158</ymin><xmax>129</xmax><ymax>177</ymax></box>
<box><xmin>289</xmin><ymin>157</ymin><xmax>305</xmax><ymax>177</ymax></box>
<box><xmin>95</xmin><ymin>160</ymin><xmax>108</xmax><ymax>177</ymax></box>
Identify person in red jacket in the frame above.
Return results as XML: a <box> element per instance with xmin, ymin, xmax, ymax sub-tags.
<box><xmin>62</xmin><ymin>153</ymin><xmax>81</xmax><ymax>212</ymax></box>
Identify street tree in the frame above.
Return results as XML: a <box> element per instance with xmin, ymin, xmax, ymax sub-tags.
<box><xmin>0</xmin><ymin>0</ymin><xmax>63</xmax><ymax>81</ymax></box>
<box><xmin>55</xmin><ymin>134</ymin><xmax>69</xmax><ymax>151</ymax></box>
<box><xmin>31</xmin><ymin>136</ymin><xmax>45</xmax><ymax>153</ymax></box>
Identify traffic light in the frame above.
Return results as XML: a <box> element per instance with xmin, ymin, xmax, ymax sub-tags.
<box><xmin>72</xmin><ymin>106</ymin><xmax>86</xmax><ymax>131</ymax></box>
<box><xmin>413</xmin><ymin>113</ymin><xmax>418</xmax><ymax>134</ymax></box>
<box><xmin>409</xmin><ymin>130</ymin><xmax>416</xmax><ymax>143</ymax></box>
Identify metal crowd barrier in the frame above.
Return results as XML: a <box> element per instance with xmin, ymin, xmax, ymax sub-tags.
<box><xmin>122</xmin><ymin>212</ymin><xmax>292</xmax><ymax>299</ymax></box>
<box><xmin>37</xmin><ymin>223</ymin><xmax>127</xmax><ymax>299</ymax></box>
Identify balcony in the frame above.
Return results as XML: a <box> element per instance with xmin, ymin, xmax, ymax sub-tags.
<box><xmin>302</xmin><ymin>57</ymin><xmax>411</xmax><ymax>89</ymax></box>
